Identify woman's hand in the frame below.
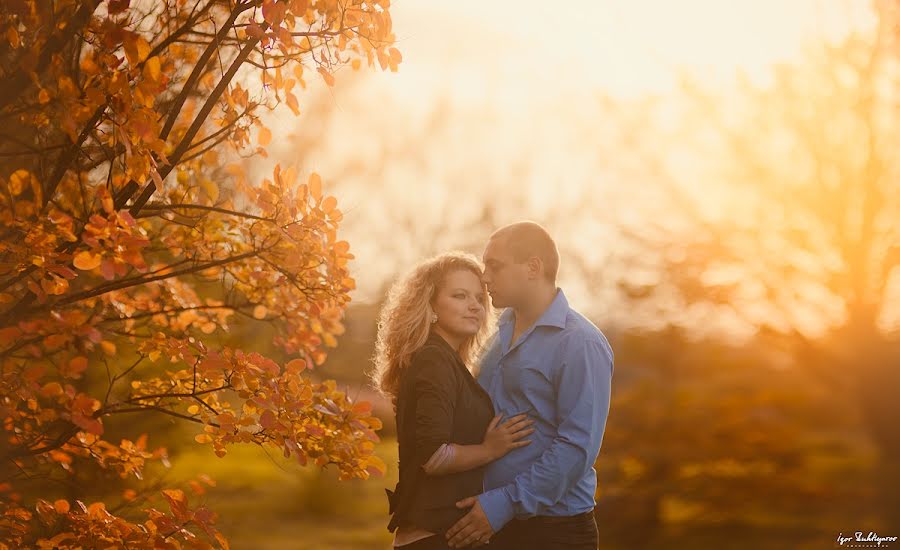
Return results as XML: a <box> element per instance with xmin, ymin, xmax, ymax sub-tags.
<box><xmin>482</xmin><ymin>413</ymin><xmax>534</xmax><ymax>460</ymax></box>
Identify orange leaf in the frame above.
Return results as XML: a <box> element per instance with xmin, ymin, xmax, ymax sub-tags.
<box><xmin>308</xmin><ymin>173</ymin><xmax>322</xmax><ymax>201</ymax></box>
<box><xmin>285</xmin><ymin>358</ymin><xmax>307</xmax><ymax>373</ymax></box>
<box><xmin>61</xmin><ymin>356</ymin><xmax>88</xmax><ymax>379</ymax></box>
<box><xmin>258</xmin><ymin>126</ymin><xmax>272</xmax><ymax>146</ymax></box>
<box><xmin>285</xmin><ymin>91</ymin><xmax>300</xmax><ymax>116</ymax></box>
<box><xmin>317</xmin><ymin>67</ymin><xmax>335</xmax><ymax>87</ymax></box>
<box><xmin>6</xmin><ymin>26</ymin><xmax>19</xmax><ymax>48</ymax></box>
<box><xmin>352</xmin><ymin>401</ymin><xmax>373</xmax><ymax>415</ymax></box>
<box><xmin>73</xmin><ymin>251</ymin><xmax>102</xmax><ymax>270</ymax></box>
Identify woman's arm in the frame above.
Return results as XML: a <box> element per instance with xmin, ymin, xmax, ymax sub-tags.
<box><xmin>422</xmin><ymin>443</ymin><xmax>493</xmax><ymax>475</ymax></box>
<box><xmin>422</xmin><ymin>414</ymin><xmax>534</xmax><ymax>476</ymax></box>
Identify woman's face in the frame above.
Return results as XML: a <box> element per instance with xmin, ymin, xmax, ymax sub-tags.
<box><xmin>432</xmin><ymin>269</ymin><xmax>486</xmax><ymax>338</ymax></box>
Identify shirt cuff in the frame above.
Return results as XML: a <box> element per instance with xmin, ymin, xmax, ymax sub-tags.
<box><xmin>477</xmin><ymin>488</ymin><xmax>514</xmax><ymax>533</ymax></box>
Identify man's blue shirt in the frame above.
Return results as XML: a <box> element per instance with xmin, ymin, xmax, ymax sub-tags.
<box><xmin>476</xmin><ymin>288</ymin><xmax>614</xmax><ymax>532</ymax></box>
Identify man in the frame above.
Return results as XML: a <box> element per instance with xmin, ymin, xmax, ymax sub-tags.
<box><xmin>445</xmin><ymin>221</ymin><xmax>614</xmax><ymax>550</ymax></box>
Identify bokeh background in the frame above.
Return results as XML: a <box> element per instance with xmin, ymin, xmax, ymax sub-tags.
<box><xmin>118</xmin><ymin>1</ymin><xmax>899</xmax><ymax>547</ymax></box>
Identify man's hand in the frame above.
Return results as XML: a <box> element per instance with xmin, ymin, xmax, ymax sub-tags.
<box><xmin>446</xmin><ymin>496</ymin><xmax>494</xmax><ymax>548</ymax></box>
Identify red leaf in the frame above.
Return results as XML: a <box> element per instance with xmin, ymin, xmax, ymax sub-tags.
<box><xmin>108</xmin><ymin>0</ymin><xmax>131</xmax><ymax>15</ymax></box>
<box><xmin>259</xmin><ymin>409</ymin><xmax>276</xmax><ymax>430</ymax></box>
<box><xmin>61</xmin><ymin>356</ymin><xmax>88</xmax><ymax>379</ymax></box>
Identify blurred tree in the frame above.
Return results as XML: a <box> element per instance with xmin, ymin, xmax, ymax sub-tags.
<box><xmin>594</xmin><ymin>328</ymin><xmax>872</xmax><ymax>548</ymax></box>
<box><xmin>597</xmin><ymin>1</ymin><xmax>900</xmax><ymax>529</ymax></box>
<box><xmin>0</xmin><ymin>0</ymin><xmax>401</xmax><ymax>547</ymax></box>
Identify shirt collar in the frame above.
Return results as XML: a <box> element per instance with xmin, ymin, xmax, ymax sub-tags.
<box><xmin>498</xmin><ymin>288</ymin><xmax>568</xmax><ymax>330</ymax></box>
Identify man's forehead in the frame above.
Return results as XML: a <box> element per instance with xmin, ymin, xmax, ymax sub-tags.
<box><xmin>483</xmin><ymin>237</ymin><xmax>509</xmax><ymax>260</ymax></box>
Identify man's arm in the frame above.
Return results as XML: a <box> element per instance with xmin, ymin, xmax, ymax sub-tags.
<box><xmin>476</xmin><ymin>335</ymin><xmax>614</xmax><ymax>532</ymax></box>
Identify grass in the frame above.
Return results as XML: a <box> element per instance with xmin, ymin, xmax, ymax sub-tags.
<box><xmin>152</xmin><ymin>436</ymin><xmax>400</xmax><ymax>549</ymax></box>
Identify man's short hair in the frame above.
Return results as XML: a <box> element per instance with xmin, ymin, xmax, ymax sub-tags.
<box><xmin>490</xmin><ymin>221</ymin><xmax>559</xmax><ymax>284</ymax></box>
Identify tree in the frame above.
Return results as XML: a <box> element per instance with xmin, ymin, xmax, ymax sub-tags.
<box><xmin>0</xmin><ymin>0</ymin><xmax>401</xmax><ymax>547</ymax></box>
<box><xmin>599</xmin><ymin>2</ymin><xmax>900</xmax><ymax>527</ymax></box>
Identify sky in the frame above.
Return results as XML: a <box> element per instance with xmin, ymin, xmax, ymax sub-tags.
<box><xmin>256</xmin><ymin>0</ymin><xmax>888</xmax><ymax>339</ymax></box>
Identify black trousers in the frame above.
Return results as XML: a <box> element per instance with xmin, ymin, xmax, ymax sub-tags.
<box><xmin>486</xmin><ymin>510</ymin><xmax>599</xmax><ymax>550</ymax></box>
<box><xmin>396</xmin><ymin>534</ymin><xmax>452</xmax><ymax>550</ymax></box>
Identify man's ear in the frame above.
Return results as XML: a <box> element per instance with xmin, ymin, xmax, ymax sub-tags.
<box><xmin>526</xmin><ymin>256</ymin><xmax>543</xmax><ymax>280</ymax></box>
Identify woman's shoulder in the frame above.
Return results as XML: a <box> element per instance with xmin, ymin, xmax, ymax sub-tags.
<box><xmin>405</xmin><ymin>341</ymin><xmax>458</xmax><ymax>383</ymax></box>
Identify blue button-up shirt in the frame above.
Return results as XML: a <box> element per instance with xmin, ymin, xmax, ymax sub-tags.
<box><xmin>476</xmin><ymin>288</ymin><xmax>614</xmax><ymax>532</ymax></box>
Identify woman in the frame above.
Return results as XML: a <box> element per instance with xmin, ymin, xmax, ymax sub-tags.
<box><xmin>372</xmin><ymin>251</ymin><xmax>534</xmax><ymax>550</ymax></box>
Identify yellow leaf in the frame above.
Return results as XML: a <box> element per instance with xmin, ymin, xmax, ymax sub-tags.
<box><xmin>144</xmin><ymin>55</ymin><xmax>161</xmax><ymax>81</ymax></box>
<box><xmin>351</xmin><ymin>58</ymin><xmax>361</xmax><ymax>71</ymax></box>
<box><xmin>253</xmin><ymin>305</ymin><xmax>268</xmax><ymax>319</ymax></box>
<box><xmin>100</xmin><ymin>341</ymin><xmax>117</xmax><ymax>356</ymax></box>
<box><xmin>187</xmin><ymin>405</ymin><xmax>200</xmax><ymax>414</ymax></box>
<box><xmin>38</xmin><ymin>88</ymin><xmax>50</xmax><ymax>104</ymax></box>
<box><xmin>73</xmin><ymin>251</ymin><xmax>102</xmax><ymax>270</ymax></box>
<box><xmin>136</xmin><ymin>36</ymin><xmax>151</xmax><ymax>61</ymax></box>
<box><xmin>200</xmin><ymin>178</ymin><xmax>219</xmax><ymax>203</ymax></box>
<box><xmin>258</xmin><ymin>126</ymin><xmax>272</xmax><ymax>146</ymax></box>
<box><xmin>195</xmin><ymin>433</ymin><xmax>212</xmax><ymax>444</ymax></box>
<box><xmin>8</xmin><ymin>169</ymin><xmax>33</xmax><ymax>196</ymax></box>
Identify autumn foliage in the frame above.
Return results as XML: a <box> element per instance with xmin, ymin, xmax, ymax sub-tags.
<box><xmin>0</xmin><ymin>0</ymin><xmax>400</xmax><ymax>547</ymax></box>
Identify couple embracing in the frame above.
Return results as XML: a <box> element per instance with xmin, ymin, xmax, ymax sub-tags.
<box><xmin>373</xmin><ymin>221</ymin><xmax>614</xmax><ymax>550</ymax></box>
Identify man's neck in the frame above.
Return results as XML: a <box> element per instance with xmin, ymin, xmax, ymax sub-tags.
<box><xmin>512</xmin><ymin>285</ymin><xmax>558</xmax><ymax>334</ymax></box>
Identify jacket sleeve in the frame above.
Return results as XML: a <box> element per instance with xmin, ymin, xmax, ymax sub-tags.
<box><xmin>410</xmin><ymin>346</ymin><xmax>458</xmax><ymax>470</ymax></box>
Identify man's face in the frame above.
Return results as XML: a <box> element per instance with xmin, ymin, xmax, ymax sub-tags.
<box><xmin>481</xmin><ymin>237</ymin><xmax>529</xmax><ymax>309</ymax></box>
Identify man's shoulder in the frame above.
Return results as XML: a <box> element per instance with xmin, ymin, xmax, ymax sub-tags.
<box><xmin>561</xmin><ymin>308</ymin><xmax>606</xmax><ymax>341</ymax></box>
<box><xmin>560</xmin><ymin>308</ymin><xmax>614</xmax><ymax>360</ymax></box>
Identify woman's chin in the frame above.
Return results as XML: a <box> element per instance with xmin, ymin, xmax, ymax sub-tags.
<box><xmin>452</xmin><ymin>327</ymin><xmax>480</xmax><ymax>338</ymax></box>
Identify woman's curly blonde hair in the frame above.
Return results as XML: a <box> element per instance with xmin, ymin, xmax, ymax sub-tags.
<box><xmin>370</xmin><ymin>251</ymin><xmax>495</xmax><ymax>408</ymax></box>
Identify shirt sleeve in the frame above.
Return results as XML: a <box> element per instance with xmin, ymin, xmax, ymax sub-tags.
<box><xmin>477</xmin><ymin>335</ymin><xmax>614</xmax><ymax>532</ymax></box>
<box><xmin>411</xmin><ymin>347</ymin><xmax>458</xmax><ymax>468</ymax></box>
